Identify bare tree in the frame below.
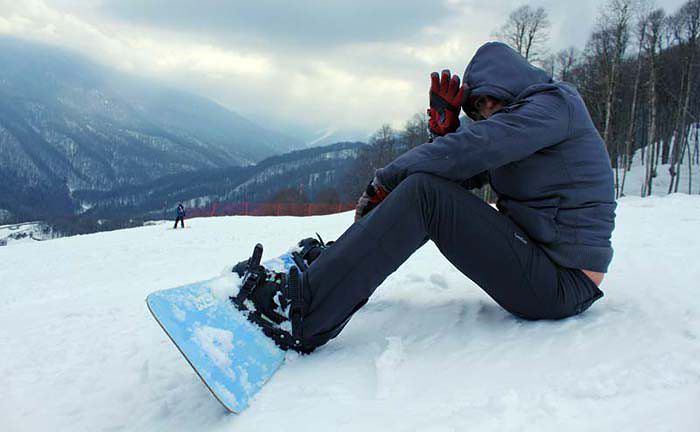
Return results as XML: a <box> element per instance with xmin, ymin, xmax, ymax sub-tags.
<box><xmin>668</xmin><ymin>0</ymin><xmax>700</xmax><ymax>193</ymax></box>
<box><xmin>315</xmin><ymin>187</ymin><xmax>341</xmax><ymax>204</ymax></box>
<box><xmin>598</xmin><ymin>0</ymin><xmax>634</xmax><ymax>197</ymax></box>
<box><xmin>620</xmin><ymin>0</ymin><xmax>653</xmax><ymax>196</ymax></box>
<box><xmin>271</xmin><ymin>187</ymin><xmax>308</xmax><ymax>204</ymax></box>
<box><xmin>493</xmin><ymin>5</ymin><xmax>551</xmax><ymax>61</ymax></box>
<box><xmin>401</xmin><ymin>113</ymin><xmax>430</xmax><ymax>150</ymax></box>
<box><xmin>540</xmin><ymin>48</ymin><xmax>578</xmax><ymax>81</ymax></box>
<box><xmin>642</xmin><ymin>8</ymin><xmax>665</xmax><ymax>197</ymax></box>
<box><xmin>372</xmin><ymin>124</ymin><xmax>398</xmax><ymax>168</ymax></box>
<box><xmin>342</xmin><ymin>123</ymin><xmax>398</xmax><ymax>199</ymax></box>
<box><xmin>541</xmin><ymin>53</ymin><xmax>557</xmax><ymax>77</ymax></box>
<box><xmin>556</xmin><ymin>47</ymin><xmax>579</xmax><ymax>81</ymax></box>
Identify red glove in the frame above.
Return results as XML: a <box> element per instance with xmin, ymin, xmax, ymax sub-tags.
<box><xmin>428</xmin><ymin>69</ymin><xmax>465</xmax><ymax>137</ymax></box>
<box><xmin>355</xmin><ymin>177</ymin><xmax>389</xmax><ymax>222</ymax></box>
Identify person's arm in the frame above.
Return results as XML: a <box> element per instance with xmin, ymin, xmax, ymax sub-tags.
<box><xmin>460</xmin><ymin>171</ymin><xmax>489</xmax><ymax>190</ymax></box>
<box><xmin>376</xmin><ymin>90</ymin><xmax>571</xmax><ymax>191</ymax></box>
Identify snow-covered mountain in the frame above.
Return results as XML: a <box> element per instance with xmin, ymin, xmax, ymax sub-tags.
<box><xmin>74</xmin><ymin>141</ymin><xmax>364</xmax><ymax>222</ymax></box>
<box><xmin>304</xmin><ymin>127</ymin><xmax>370</xmax><ymax>148</ymax></box>
<box><xmin>0</xmin><ymin>37</ymin><xmax>303</xmax><ymax>222</ymax></box>
<box><xmin>1</xmin><ymin>194</ymin><xmax>698</xmax><ymax>431</ymax></box>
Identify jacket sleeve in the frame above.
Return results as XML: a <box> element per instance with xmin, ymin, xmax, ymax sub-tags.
<box><xmin>376</xmin><ymin>90</ymin><xmax>570</xmax><ymax>191</ymax></box>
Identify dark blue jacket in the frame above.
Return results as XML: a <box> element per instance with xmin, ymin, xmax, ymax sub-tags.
<box><xmin>176</xmin><ymin>204</ymin><xmax>185</xmax><ymax>218</ymax></box>
<box><xmin>377</xmin><ymin>42</ymin><xmax>616</xmax><ymax>272</ymax></box>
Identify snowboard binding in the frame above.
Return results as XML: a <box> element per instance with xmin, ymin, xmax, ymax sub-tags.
<box><xmin>230</xmin><ymin>244</ymin><xmax>311</xmax><ymax>353</ymax></box>
<box><xmin>291</xmin><ymin>234</ymin><xmax>333</xmax><ymax>271</ymax></box>
<box><xmin>231</xmin><ymin>234</ymin><xmax>332</xmax><ymax>277</ymax></box>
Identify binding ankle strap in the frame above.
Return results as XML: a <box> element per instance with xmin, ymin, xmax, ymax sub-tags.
<box><xmin>287</xmin><ymin>266</ymin><xmax>305</xmax><ymax>343</ymax></box>
<box><xmin>234</xmin><ymin>243</ymin><xmax>263</xmax><ymax>303</ymax></box>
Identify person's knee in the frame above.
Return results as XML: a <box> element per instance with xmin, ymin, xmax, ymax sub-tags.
<box><xmin>394</xmin><ymin>173</ymin><xmax>443</xmax><ymax>199</ymax></box>
<box><xmin>404</xmin><ymin>172</ymin><xmax>439</xmax><ymax>187</ymax></box>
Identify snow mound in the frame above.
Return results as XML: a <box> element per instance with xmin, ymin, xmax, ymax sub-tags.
<box><xmin>1</xmin><ymin>197</ymin><xmax>699</xmax><ymax>431</ymax></box>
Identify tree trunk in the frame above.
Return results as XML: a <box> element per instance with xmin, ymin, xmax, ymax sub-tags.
<box><xmin>672</xmin><ymin>45</ymin><xmax>696</xmax><ymax>193</ymax></box>
<box><xmin>668</xmin><ymin>45</ymin><xmax>694</xmax><ymax>193</ymax></box>
<box><xmin>620</xmin><ymin>42</ymin><xmax>645</xmax><ymax>196</ymax></box>
<box><xmin>602</xmin><ymin>58</ymin><xmax>617</xmax><ymax>161</ymax></box>
<box><xmin>693</xmin><ymin>123</ymin><xmax>700</xmax><ymax>165</ymax></box>
<box><xmin>688</xmin><ymin>137</ymin><xmax>693</xmax><ymax>194</ymax></box>
<box><xmin>655</xmin><ymin>138</ymin><xmax>661</xmax><ymax>167</ymax></box>
<box><xmin>674</xmin><ymin>124</ymin><xmax>691</xmax><ymax>193</ymax></box>
<box><xmin>643</xmin><ymin>50</ymin><xmax>658</xmax><ymax>197</ymax></box>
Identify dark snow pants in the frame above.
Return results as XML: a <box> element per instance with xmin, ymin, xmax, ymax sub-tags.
<box><xmin>299</xmin><ymin>173</ymin><xmax>604</xmax><ymax>349</ymax></box>
<box><xmin>174</xmin><ymin>217</ymin><xmax>184</xmax><ymax>229</ymax></box>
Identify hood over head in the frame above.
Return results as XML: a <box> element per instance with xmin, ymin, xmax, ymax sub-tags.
<box><xmin>462</xmin><ymin>42</ymin><xmax>552</xmax><ymax>111</ymax></box>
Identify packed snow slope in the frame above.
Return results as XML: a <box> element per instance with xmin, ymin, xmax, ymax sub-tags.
<box><xmin>2</xmin><ymin>195</ymin><xmax>700</xmax><ymax>432</ymax></box>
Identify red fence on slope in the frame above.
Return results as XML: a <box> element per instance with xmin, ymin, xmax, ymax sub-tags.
<box><xmin>185</xmin><ymin>202</ymin><xmax>356</xmax><ymax>218</ymax></box>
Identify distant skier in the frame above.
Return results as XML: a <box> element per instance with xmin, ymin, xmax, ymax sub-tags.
<box><xmin>174</xmin><ymin>202</ymin><xmax>186</xmax><ymax>229</ymax></box>
<box><xmin>233</xmin><ymin>42</ymin><xmax>616</xmax><ymax>353</ymax></box>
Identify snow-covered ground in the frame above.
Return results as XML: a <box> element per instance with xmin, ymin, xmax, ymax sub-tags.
<box><xmin>2</xmin><ymin>195</ymin><xmax>699</xmax><ymax>432</ymax></box>
<box><xmin>620</xmin><ymin>147</ymin><xmax>700</xmax><ymax>197</ymax></box>
<box><xmin>0</xmin><ymin>221</ymin><xmax>53</xmax><ymax>246</ymax></box>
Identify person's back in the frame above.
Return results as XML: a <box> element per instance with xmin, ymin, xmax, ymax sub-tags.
<box><xmin>468</xmin><ymin>44</ymin><xmax>616</xmax><ymax>274</ymax></box>
<box><xmin>492</xmin><ymin>81</ymin><xmax>616</xmax><ymax>274</ymax></box>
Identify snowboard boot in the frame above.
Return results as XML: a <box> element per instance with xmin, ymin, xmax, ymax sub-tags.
<box><xmin>231</xmin><ymin>234</ymin><xmax>332</xmax><ymax>277</ymax></box>
<box><xmin>291</xmin><ymin>234</ymin><xmax>333</xmax><ymax>271</ymax></box>
<box><xmin>231</xmin><ymin>244</ymin><xmax>311</xmax><ymax>353</ymax></box>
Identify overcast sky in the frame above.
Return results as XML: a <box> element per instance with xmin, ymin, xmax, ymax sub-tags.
<box><xmin>0</xmin><ymin>0</ymin><xmax>689</xmax><ymax>141</ymax></box>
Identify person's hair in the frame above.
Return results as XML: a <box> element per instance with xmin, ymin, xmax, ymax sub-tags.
<box><xmin>464</xmin><ymin>95</ymin><xmax>502</xmax><ymax>120</ymax></box>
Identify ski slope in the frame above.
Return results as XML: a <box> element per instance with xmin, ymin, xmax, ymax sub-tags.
<box><xmin>2</xmin><ymin>195</ymin><xmax>700</xmax><ymax>431</ymax></box>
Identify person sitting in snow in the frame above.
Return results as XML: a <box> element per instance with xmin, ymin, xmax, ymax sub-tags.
<box><xmin>232</xmin><ymin>42</ymin><xmax>616</xmax><ymax>353</ymax></box>
<box><xmin>174</xmin><ymin>202</ymin><xmax>186</xmax><ymax>229</ymax></box>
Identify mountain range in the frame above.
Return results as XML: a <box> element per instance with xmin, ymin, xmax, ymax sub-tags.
<box><xmin>0</xmin><ymin>37</ymin><xmax>307</xmax><ymax>222</ymax></box>
<box><xmin>75</xmin><ymin>141</ymin><xmax>364</xmax><ymax>222</ymax></box>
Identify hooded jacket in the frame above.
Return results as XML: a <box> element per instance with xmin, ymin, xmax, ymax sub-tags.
<box><xmin>376</xmin><ymin>42</ymin><xmax>616</xmax><ymax>273</ymax></box>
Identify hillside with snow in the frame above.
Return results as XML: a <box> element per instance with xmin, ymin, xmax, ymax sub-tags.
<box><xmin>0</xmin><ymin>221</ymin><xmax>54</xmax><ymax>246</ymax></box>
<box><xmin>2</xmin><ymin>195</ymin><xmax>699</xmax><ymax>431</ymax></box>
<box><xmin>619</xmin><ymin>147</ymin><xmax>699</xmax><ymax>197</ymax></box>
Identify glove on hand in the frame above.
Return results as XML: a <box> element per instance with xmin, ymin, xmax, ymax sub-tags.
<box><xmin>427</xmin><ymin>69</ymin><xmax>465</xmax><ymax>137</ymax></box>
<box><xmin>354</xmin><ymin>177</ymin><xmax>389</xmax><ymax>222</ymax></box>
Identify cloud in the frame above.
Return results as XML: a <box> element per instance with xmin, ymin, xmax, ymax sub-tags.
<box><xmin>97</xmin><ymin>0</ymin><xmax>451</xmax><ymax>48</ymax></box>
<box><xmin>0</xmin><ymin>0</ymin><xmax>691</xmax><ymax>140</ymax></box>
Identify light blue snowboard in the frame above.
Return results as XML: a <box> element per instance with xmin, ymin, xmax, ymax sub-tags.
<box><xmin>146</xmin><ymin>253</ymin><xmax>297</xmax><ymax>413</ymax></box>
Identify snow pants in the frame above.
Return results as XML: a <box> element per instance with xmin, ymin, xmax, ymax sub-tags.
<box><xmin>300</xmin><ymin>173</ymin><xmax>604</xmax><ymax>349</ymax></box>
<box><xmin>174</xmin><ymin>216</ymin><xmax>184</xmax><ymax>229</ymax></box>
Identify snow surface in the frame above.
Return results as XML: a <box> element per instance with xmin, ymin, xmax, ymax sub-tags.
<box><xmin>0</xmin><ymin>221</ymin><xmax>52</xmax><ymax>246</ymax></box>
<box><xmin>2</xmin><ymin>196</ymin><xmax>700</xmax><ymax>431</ymax></box>
<box><xmin>620</xmin><ymin>146</ymin><xmax>700</xmax><ymax>197</ymax></box>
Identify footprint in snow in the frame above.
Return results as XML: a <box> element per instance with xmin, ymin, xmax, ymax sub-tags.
<box><xmin>429</xmin><ymin>273</ymin><xmax>449</xmax><ymax>290</ymax></box>
<box><xmin>375</xmin><ymin>336</ymin><xmax>405</xmax><ymax>399</ymax></box>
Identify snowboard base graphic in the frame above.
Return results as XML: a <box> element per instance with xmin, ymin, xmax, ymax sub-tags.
<box><xmin>146</xmin><ymin>252</ymin><xmax>298</xmax><ymax>413</ymax></box>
